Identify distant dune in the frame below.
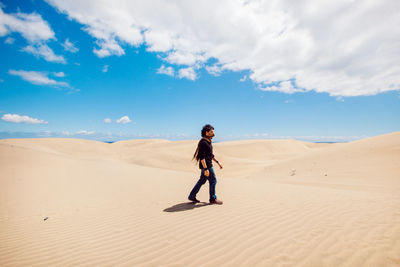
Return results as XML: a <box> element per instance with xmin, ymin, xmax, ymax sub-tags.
<box><xmin>1</xmin><ymin>132</ymin><xmax>399</xmax><ymax>266</ymax></box>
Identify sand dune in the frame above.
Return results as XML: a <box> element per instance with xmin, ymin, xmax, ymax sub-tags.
<box><xmin>0</xmin><ymin>132</ymin><xmax>399</xmax><ymax>266</ymax></box>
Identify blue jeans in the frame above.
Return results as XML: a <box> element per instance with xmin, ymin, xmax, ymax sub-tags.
<box><xmin>189</xmin><ymin>167</ymin><xmax>217</xmax><ymax>202</ymax></box>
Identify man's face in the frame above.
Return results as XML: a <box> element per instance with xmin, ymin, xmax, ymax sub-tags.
<box><xmin>206</xmin><ymin>129</ymin><xmax>215</xmax><ymax>138</ymax></box>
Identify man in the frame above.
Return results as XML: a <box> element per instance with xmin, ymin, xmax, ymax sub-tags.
<box><xmin>189</xmin><ymin>124</ymin><xmax>223</xmax><ymax>205</ymax></box>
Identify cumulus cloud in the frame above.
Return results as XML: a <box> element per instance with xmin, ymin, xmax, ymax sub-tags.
<box><xmin>259</xmin><ymin>80</ymin><xmax>306</xmax><ymax>94</ymax></box>
<box><xmin>76</xmin><ymin>130</ymin><xmax>95</xmax><ymax>135</ymax></box>
<box><xmin>93</xmin><ymin>39</ymin><xmax>125</xmax><ymax>58</ymax></box>
<box><xmin>61</xmin><ymin>130</ymin><xmax>72</xmax><ymax>136</ymax></box>
<box><xmin>52</xmin><ymin>71</ymin><xmax>65</xmax><ymax>77</ymax></box>
<box><xmin>336</xmin><ymin>96</ymin><xmax>345</xmax><ymax>102</ymax></box>
<box><xmin>45</xmin><ymin>0</ymin><xmax>400</xmax><ymax>96</ymax></box>
<box><xmin>61</xmin><ymin>130</ymin><xmax>95</xmax><ymax>135</ymax></box>
<box><xmin>62</xmin><ymin>38</ymin><xmax>79</xmax><ymax>53</ymax></box>
<box><xmin>104</xmin><ymin>118</ymin><xmax>111</xmax><ymax>123</ymax></box>
<box><xmin>35</xmin><ymin>130</ymin><xmax>53</xmax><ymax>137</ymax></box>
<box><xmin>1</xmin><ymin>113</ymin><xmax>48</xmax><ymax>124</ymax></box>
<box><xmin>9</xmin><ymin>69</ymin><xmax>69</xmax><ymax>87</ymax></box>
<box><xmin>205</xmin><ymin>65</ymin><xmax>223</xmax><ymax>77</ymax></box>
<box><xmin>4</xmin><ymin>37</ymin><xmax>14</xmax><ymax>44</ymax></box>
<box><xmin>178</xmin><ymin>67</ymin><xmax>197</xmax><ymax>81</ymax></box>
<box><xmin>165</xmin><ymin>51</ymin><xmax>205</xmax><ymax>66</ymax></box>
<box><xmin>0</xmin><ymin>7</ymin><xmax>54</xmax><ymax>42</ymax></box>
<box><xmin>157</xmin><ymin>65</ymin><xmax>174</xmax><ymax>76</ymax></box>
<box><xmin>0</xmin><ymin>7</ymin><xmax>65</xmax><ymax>64</ymax></box>
<box><xmin>116</xmin><ymin>115</ymin><xmax>131</xmax><ymax>124</ymax></box>
<box><xmin>22</xmin><ymin>43</ymin><xmax>66</xmax><ymax>63</ymax></box>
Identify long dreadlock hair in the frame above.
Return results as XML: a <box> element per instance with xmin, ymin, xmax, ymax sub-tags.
<box><xmin>192</xmin><ymin>124</ymin><xmax>214</xmax><ymax>163</ymax></box>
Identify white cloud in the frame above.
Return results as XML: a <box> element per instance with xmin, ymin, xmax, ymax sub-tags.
<box><xmin>116</xmin><ymin>115</ymin><xmax>131</xmax><ymax>124</ymax></box>
<box><xmin>0</xmin><ymin>7</ymin><xmax>54</xmax><ymax>42</ymax></box>
<box><xmin>62</xmin><ymin>38</ymin><xmax>78</xmax><ymax>53</ymax></box>
<box><xmin>104</xmin><ymin>118</ymin><xmax>111</xmax><ymax>123</ymax></box>
<box><xmin>259</xmin><ymin>80</ymin><xmax>306</xmax><ymax>94</ymax></box>
<box><xmin>4</xmin><ymin>36</ymin><xmax>14</xmax><ymax>44</ymax></box>
<box><xmin>178</xmin><ymin>67</ymin><xmax>197</xmax><ymax>81</ymax></box>
<box><xmin>61</xmin><ymin>130</ymin><xmax>94</xmax><ymax>136</ymax></box>
<box><xmin>45</xmin><ymin>0</ymin><xmax>400</xmax><ymax>97</ymax></box>
<box><xmin>1</xmin><ymin>113</ymin><xmax>48</xmax><ymax>124</ymax></box>
<box><xmin>52</xmin><ymin>72</ymin><xmax>65</xmax><ymax>77</ymax></box>
<box><xmin>102</xmin><ymin>65</ymin><xmax>109</xmax><ymax>72</ymax></box>
<box><xmin>0</xmin><ymin>7</ymin><xmax>68</xmax><ymax>66</ymax></box>
<box><xmin>61</xmin><ymin>130</ymin><xmax>72</xmax><ymax>136</ymax></box>
<box><xmin>144</xmin><ymin>30</ymin><xmax>174</xmax><ymax>52</ymax></box>
<box><xmin>165</xmin><ymin>51</ymin><xmax>205</xmax><ymax>66</ymax></box>
<box><xmin>76</xmin><ymin>130</ymin><xmax>95</xmax><ymax>135</ymax></box>
<box><xmin>9</xmin><ymin>69</ymin><xmax>69</xmax><ymax>87</ymax></box>
<box><xmin>22</xmin><ymin>43</ymin><xmax>66</xmax><ymax>63</ymax></box>
<box><xmin>205</xmin><ymin>65</ymin><xmax>223</xmax><ymax>77</ymax></box>
<box><xmin>36</xmin><ymin>130</ymin><xmax>52</xmax><ymax>137</ymax></box>
<box><xmin>293</xmin><ymin>135</ymin><xmax>367</xmax><ymax>142</ymax></box>
<box><xmin>239</xmin><ymin>75</ymin><xmax>247</xmax><ymax>82</ymax></box>
<box><xmin>157</xmin><ymin>65</ymin><xmax>174</xmax><ymax>76</ymax></box>
<box><xmin>336</xmin><ymin>96</ymin><xmax>345</xmax><ymax>102</ymax></box>
<box><xmin>93</xmin><ymin>39</ymin><xmax>125</xmax><ymax>57</ymax></box>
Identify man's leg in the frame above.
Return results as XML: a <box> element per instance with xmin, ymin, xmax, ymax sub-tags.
<box><xmin>208</xmin><ymin>167</ymin><xmax>217</xmax><ymax>202</ymax></box>
<box><xmin>188</xmin><ymin>170</ymin><xmax>207</xmax><ymax>199</ymax></box>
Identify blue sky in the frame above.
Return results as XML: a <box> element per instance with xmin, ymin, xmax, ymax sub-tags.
<box><xmin>0</xmin><ymin>0</ymin><xmax>399</xmax><ymax>142</ymax></box>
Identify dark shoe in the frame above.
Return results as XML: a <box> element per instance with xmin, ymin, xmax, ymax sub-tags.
<box><xmin>188</xmin><ymin>197</ymin><xmax>200</xmax><ymax>203</ymax></box>
<box><xmin>210</xmin><ymin>198</ymin><xmax>223</xmax><ymax>205</ymax></box>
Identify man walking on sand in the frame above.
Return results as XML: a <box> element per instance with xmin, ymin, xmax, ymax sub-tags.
<box><xmin>189</xmin><ymin>124</ymin><xmax>223</xmax><ymax>205</ymax></box>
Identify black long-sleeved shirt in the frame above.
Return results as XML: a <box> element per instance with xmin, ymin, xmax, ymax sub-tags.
<box><xmin>198</xmin><ymin>138</ymin><xmax>214</xmax><ymax>169</ymax></box>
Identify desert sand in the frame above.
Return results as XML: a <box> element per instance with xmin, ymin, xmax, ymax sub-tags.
<box><xmin>0</xmin><ymin>131</ymin><xmax>399</xmax><ymax>266</ymax></box>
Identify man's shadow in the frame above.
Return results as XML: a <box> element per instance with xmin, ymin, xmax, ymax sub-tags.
<box><xmin>164</xmin><ymin>201</ymin><xmax>211</xmax><ymax>212</ymax></box>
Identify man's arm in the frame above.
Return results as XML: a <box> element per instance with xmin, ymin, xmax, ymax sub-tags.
<box><xmin>201</xmin><ymin>159</ymin><xmax>207</xmax><ymax>169</ymax></box>
<box><xmin>212</xmin><ymin>157</ymin><xmax>223</xmax><ymax>169</ymax></box>
<box><xmin>199</xmin><ymin>142</ymin><xmax>207</xmax><ymax>169</ymax></box>
<box><xmin>201</xmin><ymin>159</ymin><xmax>210</xmax><ymax>176</ymax></box>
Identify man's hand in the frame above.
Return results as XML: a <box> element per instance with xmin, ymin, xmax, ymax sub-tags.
<box><xmin>218</xmin><ymin>162</ymin><xmax>223</xmax><ymax>169</ymax></box>
<box><xmin>204</xmin><ymin>170</ymin><xmax>210</xmax><ymax>177</ymax></box>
